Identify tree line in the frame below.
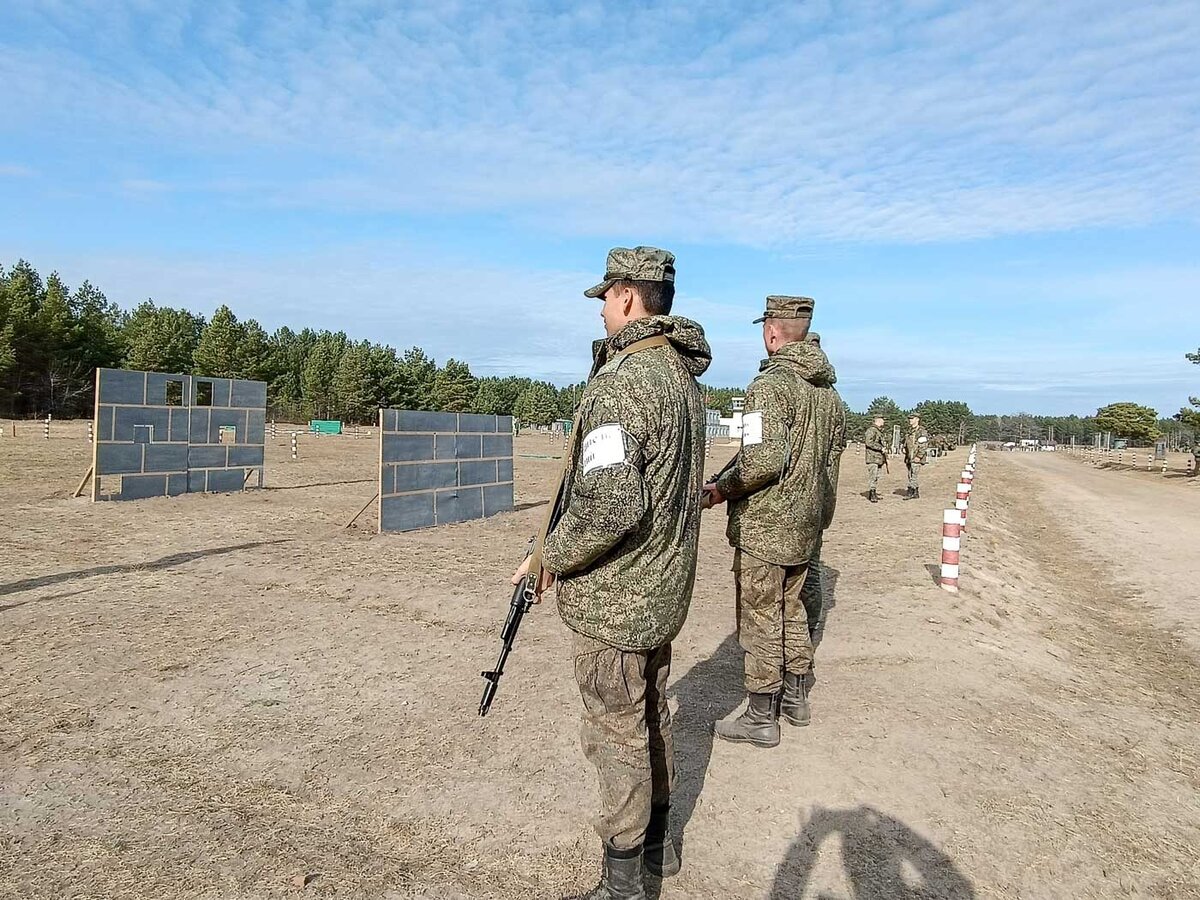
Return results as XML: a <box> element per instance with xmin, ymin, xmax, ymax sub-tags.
<box><xmin>2</xmin><ymin>260</ymin><xmax>1194</xmax><ymax>444</ymax></box>
<box><xmin>0</xmin><ymin>259</ymin><xmax>741</xmax><ymax>425</ymax></box>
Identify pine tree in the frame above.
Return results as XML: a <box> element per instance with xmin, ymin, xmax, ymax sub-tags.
<box><xmin>332</xmin><ymin>341</ymin><xmax>374</xmax><ymax>423</ymax></box>
<box><xmin>193</xmin><ymin>305</ymin><xmax>245</xmax><ymax>378</ymax></box>
<box><xmin>431</xmin><ymin>358</ymin><xmax>477</xmax><ymax>412</ymax></box>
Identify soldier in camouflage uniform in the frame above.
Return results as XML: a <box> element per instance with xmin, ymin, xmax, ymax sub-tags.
<box><xmin>514</xmin><ymin>247</ymin><xmax>710</xmax><ymax>900</ymax></box>
<box><xmin>703</xmin><ymin>296</ymin><xmax>840</xmax><ymax>747</ymax></box>
<box><xmin>797</xmin><ymin>331</ymin><xmax>846</xmax><ymax>646</ymax></box>
<box><xmin>903</xmin><ymin>415</ymin><xmax>930</xmax><ymax>499</ymax></box>
<box><xmin>864</xmin><ymin>416</ymin><xmax>887</xmax><ymax>503</ymax></box>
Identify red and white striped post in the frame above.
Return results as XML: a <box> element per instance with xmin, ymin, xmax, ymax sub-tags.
<box><xmin>955</xmin><ymin>482</ymin><xmax>970</xmax><ymax>528</ymax></box>
<box><xmin>940</xmin><ymin>509</ymin><xmax>961</xmax><ymax>592</ymax></box>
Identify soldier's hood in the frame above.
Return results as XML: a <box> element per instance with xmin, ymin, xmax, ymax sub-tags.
<box><xmin>760</xmin><ymin>340</ymin><xmax>837</xmax><ymax>387</ymax></box>
<box><xmin>594</xmin><ymin>315</ymin><xmax>712</xmax><ymax>377</ymax></box>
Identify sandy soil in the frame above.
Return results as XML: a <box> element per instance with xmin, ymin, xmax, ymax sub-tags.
<box><xmin>2</xmin><ymin>423</ymin><xmax>1198</xmax><ymax>899</ymax></box>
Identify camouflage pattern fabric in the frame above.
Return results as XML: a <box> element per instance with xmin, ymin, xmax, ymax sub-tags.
<box><xmin>573</xmin><ymin>632</ymin><xmax>674</xmax><ymax>851</ymax></box>
<box><xmin>907</xmin><ymin>461</ymin><xmax>923</xmax><ymax>491</ymax></box>
<box><xmin>817</xmin><ymin>377</ymin><xmax>847</xmax><ymax>532</ymax></box>
<box><xmin>753</xmin><ymin>295</ymin><xmax>815</xmax><ymax>323</ymax></box>
<box><xmin>583</xmin><ymin>246</ymin><xmax>676</xmax><ymax>298</ymax></box>
<box><xmin>714</xmin><ymin>341</ymin><xmax>841</xmax><ymax>567</ymax></box>
<box><xmin>904</xmin><ymin>425</ymin><xmax>931</xmax><ymax>465</ymax></box>
<box><xmin>864</xmin><ymin>424</ymin><xmax>888</xmax><ymax>466</ymax></box>
<box><xmin>799</xmin><ymin>532</ymin><xmax>824</xmax><ymax>640</ymax></box>
<box><xmin>866</xmin><ymin>462</ymin><xmax>883</xmax><ymax>491</ymax></box>
<box><xmin>544</xmin><ymin>315</ymin><xmax>711</xmax><ymax>651</ymax></box>
<box><xmin>733</xmin><ymin>549</ymin><xmax>813</xmax><ymax>692</ymax></box>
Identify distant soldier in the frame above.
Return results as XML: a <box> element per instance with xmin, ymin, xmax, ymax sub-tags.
<box><xmin>799</xmin><ymin>331</ymin><xmax>846</xmax><ymax>644</ymax></box>
<box><xmin>703</xmin><ymin>296</ymin><xmax>840</xmax><ymax>747</ymax></box>
<box><xmin>513</xmin><ymin>246</ymin><xmax>710</xmax><ymax>899</ymax></box>
<box><xmin>864</xmin><ymin>416</ymin><xmax>887</xmax><ymax>503</ymax></box>
<box><xmin>903</xmin><ymin>414</ymin><xmax>930</xmax><ymax>499</ymax></box>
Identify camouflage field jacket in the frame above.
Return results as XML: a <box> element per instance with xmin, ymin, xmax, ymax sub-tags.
<box><xmin>864</xmin><ymin>425</ymin><xmax>888</xmax><ymax>466</ymax></box>
<box><xmin>715</xmin><ymin>341</ymin><xmax>841</xmax><ymax>566</ymax></box>
<box><xmin>543</xmin><ymin>315</ymin><xmax>711</xmax><ymax>651</ymax></box>
<box><xmin>905</xmin><ymin>426</ymin><xmax>930</xmax><ymax>465</ymax></box>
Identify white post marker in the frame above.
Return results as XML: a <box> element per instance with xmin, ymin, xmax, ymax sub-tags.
<box><xmin>940</xmin><ymin>509</ymin><xmax>962</xmax><ymax>593</ymax></box>
<box><xmin>291</xmin><ymin>431</ymin><xmax>298</xmax><ymax>461</ymax></box>
<box><xmin>1146</xmin><ymin>453</ymin><xmax>1153</xmax><ymax>472</ymax></box>
<box><xmin>45</xmin><ymin>414</ymin><xmax>51</xmax><ymax>440</ymax></box>
<box><xmin>955</xmin><ymin>482</ymin><xmax>970</xmax><ymax>528</ymax></box>
<box><xmin>87</xmin><ymin>421</ymin><xmax>94</xmax><ymax>444</ymax></box>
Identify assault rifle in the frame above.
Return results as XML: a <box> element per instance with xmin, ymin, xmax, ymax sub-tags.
<box><xmin>479</xmin><ymin>541</ymin><xmax>538</xmax><ymax>717</ymax></box>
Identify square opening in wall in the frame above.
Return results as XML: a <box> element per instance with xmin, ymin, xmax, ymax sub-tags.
<box><xmin>218</xmin><ymin>425</ymin><xmax>237</xmax><ymax>445</ymax></box>
<box><xmin>166</xmin><ymin>380</ymin><xmax>184</xmax><ymax>406</ymax></box>
<box><xmin>133</xmin><ymin>425</ymin><xmax>154</xmax><ymax>444</ymax></box>
<box><xmin>196</xmin><ymin>381</ymin><xmax>213</xmax><ymax>406</ymax></box>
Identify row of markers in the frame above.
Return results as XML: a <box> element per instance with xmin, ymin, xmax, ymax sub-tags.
<box><xmin>939</xmin><ymin>445</ymin><xmax>977</xmax><ymax>593</ymax></box>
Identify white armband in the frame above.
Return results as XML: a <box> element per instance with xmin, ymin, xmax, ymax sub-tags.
<box><xmin>742</xmin><ymin>411</ymin><xmax>764</xmax><ymax>446</ymax></box>
<box><xmin>580</xmin><ymin>424</ymin><xmax>627</xmax><ymax>474</ymax></box>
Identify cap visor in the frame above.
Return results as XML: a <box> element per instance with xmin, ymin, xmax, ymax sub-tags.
<box><xmin>752</xmin><ymin>315</ymin><xmax>767</xmax><ymax>324</ymax></box>
<box><xmin>583</xmin><ymin>279</ymin><xmax>615</xmax><ymax>299</ymax></box>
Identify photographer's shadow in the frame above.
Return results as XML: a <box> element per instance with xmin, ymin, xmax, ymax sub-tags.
<box><xmin>769</xmin><ymin>805</ymin><xmax>974</xmax><ymax>898</ymax></box>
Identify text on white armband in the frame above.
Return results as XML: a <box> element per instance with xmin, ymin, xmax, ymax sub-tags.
<box><xmin>581</xmin><ymin>424</ymin><xmax>627</xmax><ymax>474</ymax></box>
<box><xmin>742</xmin><ymin>411</ymin><xmax>764</xmax><ymax>446</ymax></box>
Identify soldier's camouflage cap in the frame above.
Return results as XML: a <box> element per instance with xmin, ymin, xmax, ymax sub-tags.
<box><xmin>806</xmin><ymin>331</ymin><xmax>822</xmax><ymax>346</ymax></box>
<box><xmin>584</xmin><ymin>246</ymin><xmax>676</xmax><ymax>298</ymax></box>
<box><xmin>754</xmin><ymin>295</ymin><xmax>814</xmax><ymax>324</ymax></box>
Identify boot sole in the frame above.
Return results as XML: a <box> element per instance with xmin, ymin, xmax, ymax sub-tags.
<box><xmin>781</xmin><ymin>715</ymin><xmax>810</xmax><ymax>727</ymax></box>
<box><xmin>712</xmin><ymin>728</ymin><xmax>780</xmax><ymax>748</ymax></box>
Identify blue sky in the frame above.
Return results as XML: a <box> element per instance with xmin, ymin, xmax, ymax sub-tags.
<box><xmin>1</xmin><ymin>0</ymin><xmax>1198</xmax><ymax>416</ymax></box>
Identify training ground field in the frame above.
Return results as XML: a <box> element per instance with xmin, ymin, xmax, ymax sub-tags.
<box><xmin>3</xmin><ymin>424</ymin><xmax>1199</xmax><ymax>899</ymax></box>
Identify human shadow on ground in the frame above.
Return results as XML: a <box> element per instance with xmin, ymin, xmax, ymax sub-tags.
<box><xmin>666</xmin><ymin>633</ymin><xmax>744</xmax><ymax>879</ymax></box>
<box><xmin>810</xmin><ymin>563</ymin><xmax>840</xmax><ymax>653</ymax></box>
<box><xmin>769</xmin><ymin>805</ymin><xmax>975</xmax><ymax>898</ymax></box>
<box><xmin>0</xmin><ymin>540</ymin><xmax>288</xmax><ymax>598</ymax></box>
<box><xmin>513</xmin><ymin>500</ymin><xmax>551</xmax><ymax>512</ymax></box>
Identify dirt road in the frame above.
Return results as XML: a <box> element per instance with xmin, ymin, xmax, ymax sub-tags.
<box><xmin>1005</xmin><ymin>451</ymin><xmax>1200</xmax><ymax>650</ymax></box>
<box><xmin>2</xmin><ymin>426</ymin><xmax>1198</xmax><ymax>898</ymax></box>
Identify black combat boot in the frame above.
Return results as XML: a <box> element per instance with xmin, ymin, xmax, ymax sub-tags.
<box><xmin>904</xmin><ymin>487</ymin><xmax>916</xmax><ymax>500</ymax></box>
<box><xmin>913</xmin><ymin>487</ymin><xmax>920</xmax><ymax>499</ymax></box>
<box><xmin>644</xmin><ymin>804</ymin><xmax>680</xmax><ymax>878</ymax></box>
<box><xmin>868</xmin><ymin>489</ymin><xmax>879</xmax><ymax>503</ymax></box>
<box><xmin>780</xmin><ymin>672</ymin><xmax>811</xmax><ymax>727</ymax></box>
<box><xmin>713</xmin><ymin>692</ymin><xmax>780</xmax><ymax>748</ymax></box>
<box><xmin>569</xmin><ymin>844</ymin><xmax>646</xmax><ymax>900</ymax></box>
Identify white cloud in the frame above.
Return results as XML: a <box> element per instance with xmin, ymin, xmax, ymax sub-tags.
<box><xmin>2</xmin><ymin>0</ymin><xmax>1197</xmax><ymax>244</ymax></box>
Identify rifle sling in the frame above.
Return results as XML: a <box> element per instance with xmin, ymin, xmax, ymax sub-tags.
<box><xmin>526</xmin><ymin>334</ymin><xmax>672</xmax><ymax>582</ymax></box>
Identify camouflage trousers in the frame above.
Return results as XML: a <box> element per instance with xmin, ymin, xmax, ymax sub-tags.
<box><xmin>733</xmin><ymin>548</ymin><xmax>813</xmax><ymax>694</ymax></box>
<box><xmin>906</xmin><ymin>461</ymin><xmax>923</xmax><ymax>490</ymax></box>
<box><xmin>866</xmin><ymin>462</ymin><xmax>882</xmax><ymax>491</ymax></box>
<box><xmin>573</xmin><ymin>632</ymin><xmax>674</xmax><ymax>851</ymax></box>
<box><xmin>798</xmin><ymin>533</ymin><xmax>824</xmax><ymax>642</ymax></box>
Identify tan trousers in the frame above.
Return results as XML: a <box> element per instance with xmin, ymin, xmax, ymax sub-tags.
<box><xmin>733</xmin><ymin>548</ymin><xmax>813</xmax><ymax>693</ymax></box>
<box><xmin>573</xmin><ymin>632</ymin><xmax>674</xmax><ymax>850</ymax></box>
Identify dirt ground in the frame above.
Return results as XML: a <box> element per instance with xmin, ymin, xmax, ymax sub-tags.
<box><xmin>2</xmin><ymin>423</ymin><xmax>1198</xmax><ymax>899</ymax></box>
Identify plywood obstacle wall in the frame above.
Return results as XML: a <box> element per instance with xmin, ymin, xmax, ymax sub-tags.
<box><xmin>91</xmin><ymin>368</ymin><xmax>267</xmax><ymax>501</ymax></box>
<box><xmin>378</xmin><ymin>410</ymin><xmax>515</xmax><ymax>532</ymax></box>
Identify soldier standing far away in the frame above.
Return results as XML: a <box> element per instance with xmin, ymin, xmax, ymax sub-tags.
<box><xmin>511</xmin><ymin>246</ymin><xmax>710</xmax><ymax>900</ymax></box>
<box><xmin>864</xmin><ymin>416</ymin><xmax>887</xmax><ymax>502</ymax></box>
<box><xmin>702</xmin><ymin>296</ymin><xmax>840</xmax><ymax>748</ymax></box>
<box><xmin>903</xmin><ymin>414</ymin><xmax>930</xmax><ymax>499</ymax></box>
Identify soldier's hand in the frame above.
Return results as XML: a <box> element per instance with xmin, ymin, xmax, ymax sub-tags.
<box><xmin>702</xmin><ymin>482</ymin><xmax>726</xmax><ymax>508</ymax></box>
<box><xmin>510</xmin><ymin>555</ymin><xmax>556</xmax><ymax>602</ymax></box>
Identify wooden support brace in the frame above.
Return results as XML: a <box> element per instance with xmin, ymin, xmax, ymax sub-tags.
<box><xmin>344</xmin><ymin>492</ymin><xmax>379</xmax><ymax>530</ymax></box>
<box><xmin>73</xmin><ymin>465</ymin><xmax>94</xmax><ymax>498</ymax></box>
